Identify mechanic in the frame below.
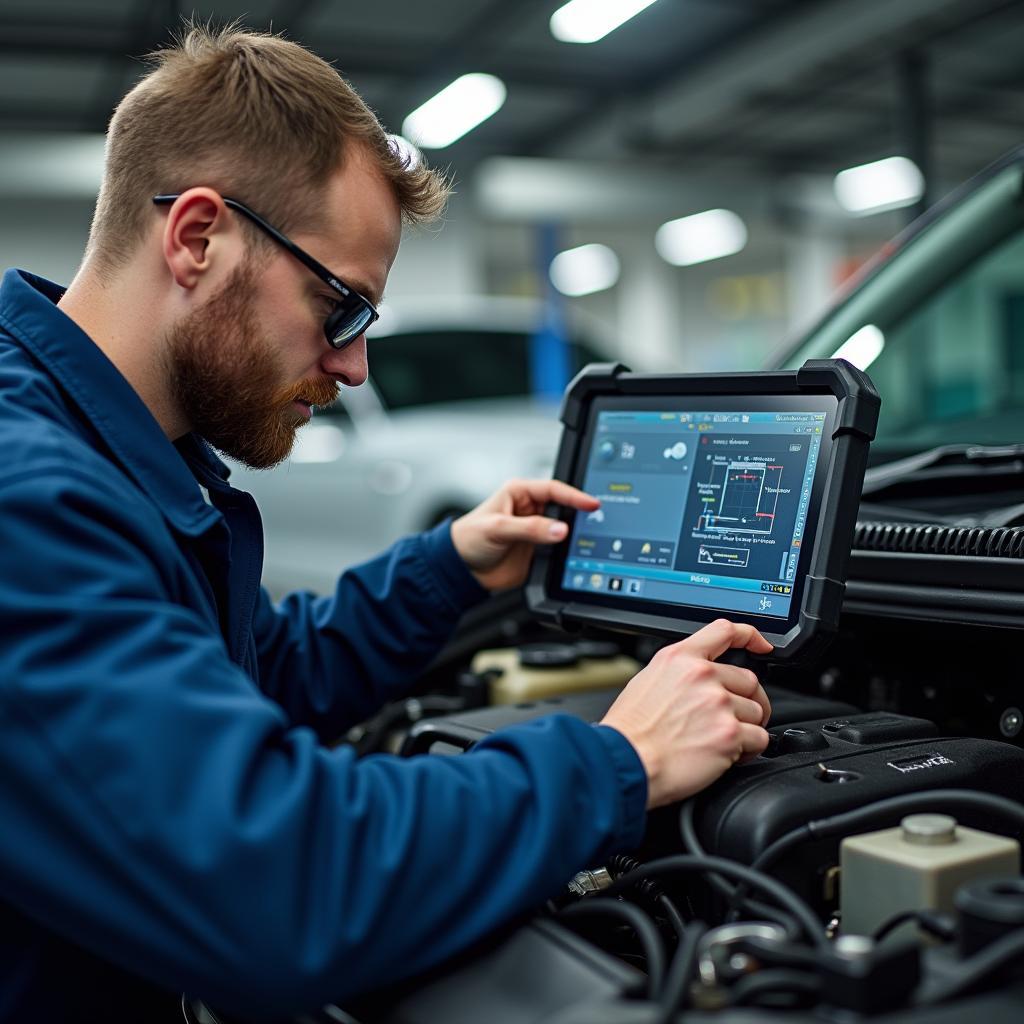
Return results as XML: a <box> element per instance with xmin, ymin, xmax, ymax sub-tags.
<box><xmin>0</xmin><ymin>24</ymin><xmax>772</xmax><ymax>1023</ymax></box>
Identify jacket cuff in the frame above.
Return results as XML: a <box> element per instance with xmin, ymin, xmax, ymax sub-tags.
<box><xmin>418</xmin><ymin>518</ymin><xmax>489</xmax><ymax>614</ymax></box>
<box><xmin>591</xmin><ymin>723</ymin><xmax>648</xmax><ymax>850</ymax></box>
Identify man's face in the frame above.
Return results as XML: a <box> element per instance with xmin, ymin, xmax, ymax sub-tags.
<box><xmin>166</xmin><ymin>259</ymin><xmax>339</xmax><ymax>468</ymax></box>
<box><xmin>167</xmin><ymin>147</ymin><xmax>402</xmax><ymax>468</ymax></box>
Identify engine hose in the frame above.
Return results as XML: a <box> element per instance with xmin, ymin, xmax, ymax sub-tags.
<box><xmin>608</xmin><ymin>854</ymin><xmax>689</xmax><ymax>945</ymax></box>
<box><xmin>608</xmin><ymin>854</ymin><xmax>666</xmax><ymax>902</ymax></box>
<box><xmin>558</xmin><ymin>899</ymin><xmax>667</xmax><ymax>1000</ymax></box>
<box><xmin>722</xmin><ymin>789</ymin><xmax>1024</xmax><ymax>922</ymax></box>
<box><xmin>599</xmin><ymin>855</ymin><xmax>827</xmax><ymax>949</ymax></box>
<box><xmin>680</xmin><ymin>800</ymin><xmax>803</xmax><ymax>936</ymax></box>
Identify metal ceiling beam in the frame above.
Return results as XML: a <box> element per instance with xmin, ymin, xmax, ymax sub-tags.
<box><xmin>0</xmin><ymin>23</ymin><xmax>609</xmax><ymax>93</ymax></box>
<box><xmin>0</xmin><ymin>109</ymin><xmax>95</xmax><ymax>131</ymax></box>
<box><xmin>632</xmin><ymin>27</ymin><xmax>1024</xmax><ymax>175</ymax></box>
<box><xmin>378</xmin><ymin>0</ymin><xmax>536</xmax><ymax>118</ymax></box>
<box><xmin>639</xmin><ymin>0</ymin><xmax>1004</xmax><ymax>142</ymax></box>
<box><xmin>269</xmin><ymin>0</ymin><xmax>322</xmax><ymax>31</ymax></box>
<box><xmin>86</xmin><ymin>0</ymin><xmax>175</xmax><ymax>130</ymax></box>
<box><xmin>527</xmin><ymin>0</ymin><xmax>1016</xmax><ymax>157</ymax></box>
<box><xmin>4</xmin><ymin>0</ymin><xmax>1024</xmax><ymax>186</ymax></box>
<box><xmin>0</xmin><ymin>28</ymin><xmax>127</xmax><ymax>59</ymax></box>
<box><xmin>514</xmin><ymin>0</ymin><xmax>818</xmax><ymax>157</ymax></box>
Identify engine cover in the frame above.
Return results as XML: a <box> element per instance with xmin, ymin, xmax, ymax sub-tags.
<box><xmin>403</xmin><ymin>685</ymin><xmax>859</xmax><ymax>756</ymax></box>
<box><xmin>692</xmin><ymin>712</ymin><xmax>1024</xmax><ymax>910</ymax></box>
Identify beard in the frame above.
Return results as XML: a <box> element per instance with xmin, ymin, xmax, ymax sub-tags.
<box><xmin>166</xmin><ymin>261</ymin><xmax>340</xmax><ymax>469</ymax></box>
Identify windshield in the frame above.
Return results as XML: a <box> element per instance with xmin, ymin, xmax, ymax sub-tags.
<box><xmin>778</xmin><ymin>156</ymin><xmax>1024</xmax><ymax>465</ymax></box>
<box><xmin>367</xmin><ymin>329</ymin><xmax>602</xmax><ymax>410</ymax></box>
<box><xmin>861</xmin><ymin>226</ymin><xmax>1024</xmax><ymax>457</ymax></box>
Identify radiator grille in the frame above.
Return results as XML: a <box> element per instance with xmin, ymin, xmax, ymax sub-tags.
<box><xmin>853</xmin><ymin>521</ymin><xmax>1024</xmax><ymax>559</ymax></box>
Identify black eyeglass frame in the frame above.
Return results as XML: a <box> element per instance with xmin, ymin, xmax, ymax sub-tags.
<box><xmin>152</xmin><ymin>193</ymin><xmax>379</xmax><ymax>350</ymax></box>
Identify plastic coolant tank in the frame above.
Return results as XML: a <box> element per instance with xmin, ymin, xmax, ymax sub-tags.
<box><xmin>840</xmin><ymin>814</ymin><xmax>1020</xmax><ymax>943</ymax></box>
<box><xmin>471</xmin><ymin>643</ymin><xmax>640</xmax><ymax>705</ymax></box>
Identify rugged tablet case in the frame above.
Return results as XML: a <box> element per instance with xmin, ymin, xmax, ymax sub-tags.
<box><xmin>525</xmin><ymin>359</ymin><xmax>880</xmax><ymax>660</ymax></box>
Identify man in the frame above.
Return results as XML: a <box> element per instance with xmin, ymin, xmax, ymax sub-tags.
<box><xmin>0</xmin><ymin>24</ymin><xmax>771</xmax><ymax>1022</ymax></box>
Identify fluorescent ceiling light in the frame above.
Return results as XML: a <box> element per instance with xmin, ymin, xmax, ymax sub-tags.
<box><xmin>832</xmin><ymin>324</ymin><xmax>885</xmax><ymax>371</ymax></box>
<box><xmin>550</xmin><ymin>0</ymin><xmax>660</xmax><ymax>43</ymax></box>
<box><xmin>655</xmin><ymin>209</ymin><xmax>748</xmax><ymax>267</ymax></box>
<box><xmin>549</xmin><ymin>243</ymin><xmax>621</xmax><ymax>297</ymax></box>
<box><xmin>834</xmin><ymin>156</ymin><xmax>924</xmax><ymax>215</ymax></box>
<box><xmin>0</xmin><ymin>132</ymin><xmax>105</xmax><ymax>197</ymax></box>
<box><xmin>402</xmin><ymin>74</ymin><xmax>507</xmax><ymax>149</ymax></box>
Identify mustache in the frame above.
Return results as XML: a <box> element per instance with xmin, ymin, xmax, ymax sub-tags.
<box><xmin>278</xmin><ymin>375</ymin><xmax>340</xmax><ymax>409</ymax></box>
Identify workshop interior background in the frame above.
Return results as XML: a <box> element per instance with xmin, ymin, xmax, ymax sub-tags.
<box><xmin>5</xmin><ymin>0</ymin><xmax>1024</xmax><ymax>573</ymax></box>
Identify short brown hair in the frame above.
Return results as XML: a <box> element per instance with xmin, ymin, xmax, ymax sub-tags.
<box><xmin>87</xmin><ymin>21</ymin><xmax>449</xmax><ymax>275</ymax></box>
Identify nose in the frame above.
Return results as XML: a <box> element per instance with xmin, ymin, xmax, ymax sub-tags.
<box><xmin>320</xmin><ymin>334</ymin><xmax>368</xmax><ymax>387</ymax></box>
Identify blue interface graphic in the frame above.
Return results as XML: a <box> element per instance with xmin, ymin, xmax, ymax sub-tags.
<box><xmin>562</xmin><ymin>409</ymin><xmax>827</xmax><ymax>620</ymax></box>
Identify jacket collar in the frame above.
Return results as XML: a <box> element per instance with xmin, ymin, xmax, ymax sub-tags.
<box><xmin>0</xmin><ymin>268</ymin><xmax>226</xmax><ymax>536</ymax></box>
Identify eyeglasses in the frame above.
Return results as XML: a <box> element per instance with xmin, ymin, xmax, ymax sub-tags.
<box><xmin>152</xmin><ymin>193</ymin><xmax>379</xmax><ymax>350</ymax></box>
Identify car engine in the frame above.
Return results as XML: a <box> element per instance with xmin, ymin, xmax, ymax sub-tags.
<box><xmin>265</xmin><ymin>620</ymin><xmax>1017</xmax><ymax>1024</ymax></box>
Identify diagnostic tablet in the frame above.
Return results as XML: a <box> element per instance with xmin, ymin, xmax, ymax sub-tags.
<box><xmin>526</xmin><ymin>360</ymin><xmax>879</xmax><ymax>660</ymax></box>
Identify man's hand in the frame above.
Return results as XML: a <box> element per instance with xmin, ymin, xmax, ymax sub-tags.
<box><xmin>600</xmin><ymin>619</ymin><xmax>773</xmax><ymax>809</ymax></box>
<box><xmin>450</xmin><ymin>479</ymin><xmax>599</xmax><ymax>592</ymax></box>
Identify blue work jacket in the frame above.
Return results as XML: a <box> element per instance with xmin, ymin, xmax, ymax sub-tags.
<box><xmin>0</xmin><ymin>269</ymin><xmax>647</xmax><ymax>1023</ymax></box>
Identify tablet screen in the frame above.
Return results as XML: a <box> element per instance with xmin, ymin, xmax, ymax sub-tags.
<box><xmin>555</xmin><ymin>395</ymin><xmax>837</xmax><ymax>626</ymax></box>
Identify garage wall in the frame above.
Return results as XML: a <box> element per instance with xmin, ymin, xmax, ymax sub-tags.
<box><xmin>0</xmin><ymin>192</ymin><xmax>863</xmax><ymax>378</ymax></box>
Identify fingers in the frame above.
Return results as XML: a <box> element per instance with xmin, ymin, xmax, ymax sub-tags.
<box><xmin>737</xmin><ymin>722</ymin><xmax>770</xmax><ymax>759</ymax></box>
<box><xmin>681</xmin><ymin>618</ymin><xmax>773</xmax><ymax>660</ymax></box>
<box><xmin>716</xmin><ymin>663</ymin><xmax>772</xmax><ymax>725</ymax></box>
<box><xmin>657</xmin><ymin>625</ymin><xmax>774</xmax><ymax>727</ymax></box>
<box><xmin>506</xmin><ymin>478</ymin><xmax>600</xmax><ymax>512</ymax></box>
<box><xmin>729</xmin><ymin>692</ymin><xmax>766</xmax><ymax>725</ymax></box>
<box><xmin>736</xmin><ymin>723</ymin><xmax>771</xmax><ymax>764</ymax></box>
<box><xmin>485</xmin><ymin>513</ymin><xmax>569</xmax><ymax>546</ymax></box>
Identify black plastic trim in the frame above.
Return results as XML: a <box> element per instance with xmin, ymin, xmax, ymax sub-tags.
<box><xmin>526</xmin><ymin>359</ymin><xmax>879</xmax><ymax>661</ymax></box>
<box><xmin>854</xmin><ymin>521</ymin><xmax>1024</xmax><ymax>560</ymax></box>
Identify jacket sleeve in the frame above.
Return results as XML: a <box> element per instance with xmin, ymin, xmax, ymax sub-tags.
<box><xmin>0</xmin><ymin>468</ymin><xmax>647</xmax><ymax>1021</ymax></box>
<box><xmin>251</xmin><ymin>520</ymin><xmax>489</xmax><ymax>738</ymax></box>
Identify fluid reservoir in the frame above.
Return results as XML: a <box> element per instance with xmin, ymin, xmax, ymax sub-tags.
<box><xmin>472</xmin><ymin>641</ymin><xmax>640</xmax><ymax>704</ymax></box>
<box><xmin>840</xmin><ymin>814</ymin><xmax>1020</xmax><ymax>943</ymax></box>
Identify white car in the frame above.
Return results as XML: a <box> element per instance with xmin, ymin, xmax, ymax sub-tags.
<box><xmin>228</xmin><ymin>299</ymin><xmax>608</xmax><ymax>595</ymax></box>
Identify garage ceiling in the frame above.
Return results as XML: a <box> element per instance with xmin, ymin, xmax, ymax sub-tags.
<box><xmin>3</xmin><ymin>0</ymin><xmax>1024</xmax><ymax>190</ymax></box>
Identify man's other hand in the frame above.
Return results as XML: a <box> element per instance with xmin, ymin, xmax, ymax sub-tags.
<box><xmin>450</xmin><ymin>479</ymin><xmax>599</xmax><ymax>592</ymax></box>
<box><xmin>600</xmin><ymin>620</ymin><xmax>773</xmax><ymax>809</ymax></box>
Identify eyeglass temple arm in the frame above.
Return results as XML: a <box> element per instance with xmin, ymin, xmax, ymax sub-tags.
<box><xmin>152</xmin><ymin>193</ymin><xmax>352</xmax><ymax>299</ymax></box>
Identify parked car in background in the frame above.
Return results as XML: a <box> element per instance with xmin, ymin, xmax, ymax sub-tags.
<box><xmin>228</xmin><ymin>297</ymin><xmax>610</xmax><ymax>595</ymax></box>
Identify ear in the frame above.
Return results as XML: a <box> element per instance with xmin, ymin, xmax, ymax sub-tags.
<box><xmin>158</xmin><ymin>188</ymin><xmax>240</xmax><ymax>290</ymax></box>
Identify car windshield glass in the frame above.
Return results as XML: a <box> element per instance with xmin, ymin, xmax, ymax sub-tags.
<box><xmin>858</xmin><ymin>225</ymin><xmax>1024</xmax><ymax>460</ymax></box>
<box><xmin>365</xmin><ymin>329</ymin><xmax>602</xmax><ymax>410</ymax></box>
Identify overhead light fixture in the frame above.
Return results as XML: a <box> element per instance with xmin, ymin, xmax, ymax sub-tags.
<box><xmin>831</xmin><ymin>324</ymin><xmax>885</xmax><ymax>371</ymax></box>
<box><xmin>655</xmin><ymin>209</ymin><xmax>748</xmax><ymax>267</ymax></box>
<box><xmin>0</xmin><ymin>132</ymin><xmax>105</xmax><ymax>197</ymax></box>
<box><xmin>834</xmin><ymin>156</ymin><xmax>924</xmax><ymax>216</ymax></box>
<box><xmin>550</xmin><ymin>0</ymin><xmax>660</xmax><ymax>43</ymax></box>
<box><xmin>402</xmin><ymin>74</ymin><xmax>507</xmax><ymax>149</ymax></box>
<box><xmin>549</xmin><ymin>243</ymin><xmax>621</xmax><ymax>297</ymax></box>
